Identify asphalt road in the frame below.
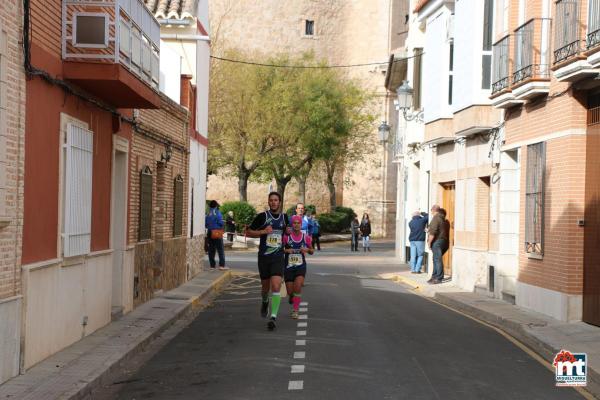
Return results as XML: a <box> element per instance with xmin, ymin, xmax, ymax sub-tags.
<box><xmin>94</xmin><ymin>241</ymin><xmax>584</xmax><ymax>399</ymax></box>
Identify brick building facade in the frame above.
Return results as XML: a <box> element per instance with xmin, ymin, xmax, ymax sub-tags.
<box><xmin>0</xmin><ymin>0</ymin><xmax>26</xmax><ymax>385</ymax></box>
<box><xmin>490</xmin><ymin>0</ymin><xmax>599</xmax><ymax>325</ymax></box>
<box><xmin>130</xmin><ymin>96</ymin><xmax>190</xmax><ymax>306</ymax></box>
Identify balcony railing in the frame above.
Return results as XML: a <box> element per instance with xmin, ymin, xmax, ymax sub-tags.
<box><xmin>588</xmin><ymin>0</ymin><xmax>600</xmax><ymax>50</ymax></box>
<box><xmin>512</xmin><ymin>18</ymin><xmax>551</xmax><ymax>86</ymax></box>
<box><xmin>62</xmin><ymin>0</ymin><xmax>160</xmax><ymax>90</ymax></box>
<box><xmin>554</xmin><ymin>0</ymin><xmax>582</xmax><ymax>64</ymax></box>
<box><xmin>492</xmin><ymin>35</ymin><xmax>510</xmax><ymax>95</ymax></box>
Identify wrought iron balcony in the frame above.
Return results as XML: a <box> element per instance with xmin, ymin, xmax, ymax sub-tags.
<box><xmin>588</xmin><ymin>0</ymin><xmax>600</xmax><ymax>50</ymax></box>
<box><xmin>512</xmin><ymin>19</ymin><xmax>551</xmax><ymax>86</ymax></box>
<box><xmin>554</xmin><ymin>0</ymin><xmax>582</xmax><ymax>64</ymax></box>
<box><xmin>491</xmin><ymin>35</ymin><xmax>510</xmax><ymax>95</ymax></box>
<box><xmin>61</xmin><ymin>0</ymin><xmax>161</xmax><ymax>108</ymax></box>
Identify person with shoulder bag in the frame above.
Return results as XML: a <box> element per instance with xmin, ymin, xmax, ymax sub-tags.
<box><xmin>205</xmin><ymin>200</ymin><xmax>228</xmax><ymax>270</ymax></box>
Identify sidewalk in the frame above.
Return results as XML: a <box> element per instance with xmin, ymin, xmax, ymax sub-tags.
<box><xmin>381</xmin><ymin>270</ymin><xmax>600</xmax><ymax>398</ymax></box>
<box><xmin>0</xmin><ymin>269</ymin><xmax>232</xmax><ymax>400</ymax></box>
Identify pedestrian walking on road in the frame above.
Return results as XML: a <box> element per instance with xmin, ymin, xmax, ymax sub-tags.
<box><xmin>225</xmin><ymin>211</ymin><xmax>236</xmax><ymax>242</ymax></box>
<box><xmin>311</xmin><ymin>214</ymin><xmax>321</xmax><ymax>251</ymax></box>
<box><xmin>427</xmin><ymin>205</ymin><xmax>449</xmax><ymax>284</ymax></box>
<box><xmin>284</xmin><ymin>215</ymin><xmax>313</xmax><ymax>319</ymax></box>
<box><xmin>205</xmin><ymin>200</ymin><xmax>227</xmax><ymax>271</ymax></box>
<box><xmin>246</xmin><ymin>192</ymin><xmax>290</xmax><ymax>330</ymax></box>
<box><xmin>360</xmin><ymin>213</ymin><xmax>372</xmax><ymax>252</ymax></box>
<box><xmin>350</xmin><ymin>216</ymin><xmax>360</xmax><ymax>251</ymax></box>
<box><xmin>409</xmin><ymin>211</ymin><xmax>428</xmax><ymax>273</ymax></box>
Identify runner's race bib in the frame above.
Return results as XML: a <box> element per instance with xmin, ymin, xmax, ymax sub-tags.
<box><xmin>288</xmin><ymin>254</ymin><xmax>303</xmax><ymax>267</ymax></box>
<box><xmin>266</xmin><ymin>231</ymin><xmax>282</xmax><ymax>248</ymax></box>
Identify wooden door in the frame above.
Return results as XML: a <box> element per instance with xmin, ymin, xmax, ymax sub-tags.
<box><xmin>442</xmin><ymin>183</ymin><xmax>455</xmax><ymax>277</ymax></box>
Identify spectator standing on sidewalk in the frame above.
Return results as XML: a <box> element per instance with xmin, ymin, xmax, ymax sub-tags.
<box><xmin>311</xmin><ymin>214</ymin><xmax>321</xmax><ymax>251</ymax></box>
<box><xmin>225</xmin><ymin>211</ymin><xmax>236</xmax><ymax>242</ymax></box>
<box><xmin>427</xmin><ymin>205</ymin><xmax>449</xmax><ymax>284</ymax></box>
<box><xmin>360</xmin><ymin>213</ymin><xmax>372</xmax><ymax>252</ymax></box>
<box><xmin>409</xmin><ymin>211</ymin><xmax>428</xmax><ymax>273</ymax></box>
<box><xmin>205</xmin><ymin>200</ymin><xmax>227</xmax><ymax>271</ymax></box>
<box><xmin>350</xmin><ymin>215</ymin><xmax>360</xmax><ymax>251</ymax></box>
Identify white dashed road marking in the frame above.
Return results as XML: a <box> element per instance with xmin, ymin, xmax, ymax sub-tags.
<box><xmin>289</xmin><ymin>303</ymin><xmax>309</xmax><ymax>390</ymax></box>
<box><xmin>291</xmin><ymin>365</ymin><xmax>305</xmax><ymax>373</ymax></box>
<box><xmin>288</xmin><ymin>381</ymin><xmax>304</xmax><ymax>390</ymax></box>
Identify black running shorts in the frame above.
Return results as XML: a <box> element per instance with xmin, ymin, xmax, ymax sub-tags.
<box><xmin>258</xmin><ymin>255</ymin><xmax>285</xmax><ymax>280</ymax></box>
<box><xmin>284</xmin><ymin>266</ymin><xmax>307</xmax><ymax>283</ymax></box>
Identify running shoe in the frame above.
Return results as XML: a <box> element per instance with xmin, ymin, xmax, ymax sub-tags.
<box><xmin>260</xmin><ymin>301</ymin><xmax>269</xmax><ymax>318</ymax></box>
<box><xmin>267</xmin><ymin>317</ymin><xmax>276</xmax><ymax>331</ymax></box>
<box><xmin>291</xmin><ymin>310</ymin><xmax>299</xmax><ymax>319</ymax></box>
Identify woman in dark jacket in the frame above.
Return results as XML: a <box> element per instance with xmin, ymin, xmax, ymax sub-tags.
<box><xmin>359</xmin><ymin>213</ymin><xmax>372</xmax><ymax>252</ymax></box>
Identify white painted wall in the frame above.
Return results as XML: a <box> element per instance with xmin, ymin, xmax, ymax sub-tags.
<box><xmin>159</xmin><ymin>41</ymin><xmax>182</xmax><ymax>102</ymax></box>
<box><xmin>422</xmin><ymin>6</ymin><xmax>453</xmax><ymax>123</ymax></box>
<box><xmin>23</xmin><ymin>255</ymin><xmax>112</xmax><ymax>369</ymax></box>
<box><xmin>453</xmin><ymin>0</ymin><xmax>491</xmax><ymax>111</ymax></box>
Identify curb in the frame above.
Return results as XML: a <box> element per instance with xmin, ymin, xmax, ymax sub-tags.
<box><xmin>434</xmin><ymin>292</ymin><xmax>600</xmax><ymax>399</ymax></box>
<box><xmin>69</xmin><ymin>271</ymin><xmax>233</xmax><ymax>400</ymax></box>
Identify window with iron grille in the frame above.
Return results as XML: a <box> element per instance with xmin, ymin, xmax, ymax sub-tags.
<box><xmin>525</xmin><ymin>142</ymin><xmax>545</xmax><ymax>256</ymax></box>
<box><xmin>588</xmin><ymin>0</ymin><xmax>600</xmax><ymax>49</ymax></box>
<box><xmin>173</xmin><ymin>175</ymin><xmax>184</xmax><ymax>236</ymax></box>
<box><xmin>139</xmin><ymin>166</ymin><xmax>153</xmax><ymax>241</ymax></box>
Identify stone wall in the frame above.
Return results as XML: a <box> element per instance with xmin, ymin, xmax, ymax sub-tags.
<box><xmin>209</xmin><ymin>0</ymin><xmax>404</xmax><ymax>237</ymax></box>
<box><xmin>187</xmin><ymin>235</ymin><xmax>205</xmax><ymax>279</ymax></box>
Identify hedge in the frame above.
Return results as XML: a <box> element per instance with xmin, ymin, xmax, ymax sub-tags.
<box><xmin>318</xmin><ymin>211</ymin><xmax>350</xmax><ymax>233</ymax></box>
<box><xmin>219</xmin><ymin>201</ymin><xmax>257</xmax><ymax>233</ymax></box>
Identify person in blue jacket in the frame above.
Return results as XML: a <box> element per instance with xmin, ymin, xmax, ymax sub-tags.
<box><xmin>205</xmin><ymin>200</ymin><xmax>227</xmax><ymax>270</ymax></box>
<box><xmin>408</xmin><ymin>211</ymin><xmax>428</xmax><ymax>273</ymax></box>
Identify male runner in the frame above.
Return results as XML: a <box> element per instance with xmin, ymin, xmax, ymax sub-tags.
<box><xmin>283</xmin><ymin>215</ymin><xmax>313</xmax><ymax>319</ymax></box>
<box><xmin>246</xmin><ymin>192</ymin><xmax>290</xmax><ymax>330</ymax></box>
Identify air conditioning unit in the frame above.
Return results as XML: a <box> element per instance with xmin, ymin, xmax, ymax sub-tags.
<box><xmin>73</xmin><ymin>13</ymin><xmax>109</xmax><ymax>48</ymax></box>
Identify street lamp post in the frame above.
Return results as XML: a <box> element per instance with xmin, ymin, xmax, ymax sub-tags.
<box><xmin>396</xmin><ymin>81</ymin><xmax>424</xmax><ymax>123</ymax></box>
<box><xmin>378</xmin><ymin>120</ymin><xmax>390</xmax><ymax>239</ymax></box>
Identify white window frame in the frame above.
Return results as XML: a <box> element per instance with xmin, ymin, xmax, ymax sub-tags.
<box><xmin>72</xmin><ymin>12</ymin><xmax>109</xmax><ymax>49</ymax></box>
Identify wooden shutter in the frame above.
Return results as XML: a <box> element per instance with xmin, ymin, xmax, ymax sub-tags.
<box><xmin>173</xmin><ymin>175</ymin><xmax>183</xmax><ymax>236</ymax></box>
<box><xmin>413</xmin><ymin>48</ymin><xmax>423</xmax><ymax>110</ymax></box>
<box><xmin>63</xmin><ymin>123</ymin><xmax>93</xmax><ymax>257</ymax></box>
<box><xmin>139</xmin><ymin>166</ymin><xmax>153</xmax><ymax>240</ymax></box>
